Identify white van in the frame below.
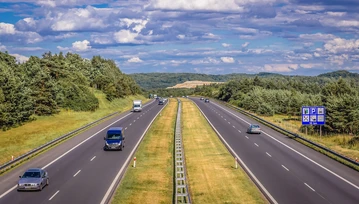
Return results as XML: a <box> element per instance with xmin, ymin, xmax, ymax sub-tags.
<box><xmin>133</xmin><ymin>100</ymin><xmax>142</xmax><ymax>112</ymax></box>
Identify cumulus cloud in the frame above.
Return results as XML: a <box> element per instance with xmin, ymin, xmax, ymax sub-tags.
<box><xmin>148</xmin><ymin>0</ymin><xmax>245</xmax><ymax>12</ymax></box>
<box><xmin>191</xmin><ymin>57</ymin><xmax>220</xmax><ymax>65</ymax></box>
<box><xmin>328</xmin><ymin>54</ymin><xmax>349</xmax><ymax>65</ymax></box>
<box><xmin>0</xmin><ymin>43</ymin><xmax>6</xmax><ymax>51</ymax></box>
<box><xmin>10</xmin><ymin>53</ymin><xmax>29</xmax><ymax>63</ymax></box>
<box><xmin>0</xmin><ymin>22</ymin><xmax>16</xmax><ymax>35</ymax></box>
<box><xmin>222</xmin><ymin>43</ymin><xmax>231</xmax><ymax>47</ymax></box>
<box><xmin>72</xmin><ymin>40</ymin><xmax>91</xmax><ymax>51</ymax></box>
<box><xmin>114</xmin><ymin>30</ymin><xmax>139</xmax><ymax>43</ymax></box>
<box><xmin>324</xmin><ymin>38</ymin><xmax>359</xmax><ymax>54</ymax></box>
<box><xmin>128</xmin><ymin>57</ymin><xmax>143</xmax><ymax>63</ymax></box>
<box><xmin>221</xmin><ymin>57</ymin><xmax>235</xmax><ymax>63</ymax></box>
<box><xmin>242</xmin><ymin>42</ymin><xmax>250</xmax><ymax>48</ymax></box>
<box><xmin>264</xmin><ymin>64</ymin><xmax>299</xmax><ymax>72</ymax></box>
<box><xmin>299</xmin><ymin>33</ymin><xmax>336</xmax><ymax>41</ymax></box>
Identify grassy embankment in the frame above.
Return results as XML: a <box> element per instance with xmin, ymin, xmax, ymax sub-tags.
<box><xmin>0</xmin><ymin>89</ymin><xmax>148</xmax><ymax>165</ymax></box>
<box><xmin>111</xmin><ymin>98</ymin><xmax>177</xmax><ymax>204</ymax></box>
<box><xmin>181</xmin><ymin>99</ymin><xmax>267</xmax><ymax>204</ymax></box>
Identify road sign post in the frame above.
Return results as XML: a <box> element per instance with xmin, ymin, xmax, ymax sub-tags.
<box><xmin>302</xmin><ymin>106</ymin><xmax>325</xmax><ymax>138</ymax></box>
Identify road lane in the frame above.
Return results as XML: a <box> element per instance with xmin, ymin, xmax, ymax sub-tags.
<box><xmin>0</xmin><ymin>99</ymin><xmax>166</xmax><ymax>204</ymax></box>
<box><xmin>192</xmin><ymin>98</ymin><xmax>359</xmax><ymax>204</ymax></box>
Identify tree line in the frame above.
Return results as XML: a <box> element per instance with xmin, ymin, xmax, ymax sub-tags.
<box><xmin>0</xmin><ymin>51</ymin><xmax>141</xmax><ymax>130</ymax></box>
<box><xmin>193</xmin><ymin>75</ymin><xmax>359</xmax><ymax>136</ymax></box>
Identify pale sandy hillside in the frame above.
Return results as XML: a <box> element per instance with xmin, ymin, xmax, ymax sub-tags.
<box><xmin>167</xmin><ymin>81</ymin><xmax>224</xmax><ymax>89</ymax></box>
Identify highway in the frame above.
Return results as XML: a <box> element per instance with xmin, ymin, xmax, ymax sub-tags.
<box><xmin>192</xmin><ymin>97</ymin><xmax>359</xmax><ymax>204</ymax></box>
<box><xmin>0</xmin><ymin>99</ymin><xmax>166</xmax><ymax>204</ymax></box>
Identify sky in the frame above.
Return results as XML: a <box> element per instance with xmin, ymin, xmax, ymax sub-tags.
<box><xmin>0</xmin><ymin>0</ymin><xmax>359</xmax><ymax>76</ymax></box>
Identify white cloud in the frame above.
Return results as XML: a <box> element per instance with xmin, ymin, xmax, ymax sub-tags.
<box><xmin>0</xmin><ymin>22</ymin><xmax>16</xmax><ymax>35</ymax></box>
<box><xmin>148</xmin><ymin>0</ymin><xmax>245</xmax><ymax>12</ymax></box>
<box><xmin>324</xmin><ymin>38</ymin><xmax>359</xmax><ymax>54</ymax></box>
<box><xmin>72</xmin><ymin>40</ymin><xmax>91</xmax><ymax>51</ymax></box>
<box><xmin>191</xmin><ymin>57</ymin><xmax>220</xmax><ymax>65</ymax></box>
<box><xmin>300</xmin><ymin>63</ymin><xmax>322</xmax><ymax>69</ymax></box>
<box><xmin>119</xmin><ymin>18</ymin><xmax>148</xmax><ymax>33</ymax></box>
<box><xmin>57</xmin><ymin>46</ymin><xmax>69</xmax><ymax>51</ymax></box>
<box><xmin>128</xmin><ymin>57</ymin><xmax>143</xmax><ymax>63</ymax></box>
<box><xmin>0</xmin><ymin>43</ymin><xmax>6</xmax><ymax>51</ymax></box>
<box><xmin>242</xmin><ymin>42</ymin><xmax>250</xmax><ymax>48</ymax></box>
<box><xmin>51</xmin><ymin>6</ymin><xmax>108</xmax><ymax>31</ymax></box>
<box><xmin>10</xmin><ymin>53</ymin><xmax>29</xmax><ymax>63</ymax></box>
<box><xmin>177</xmin><ymin>34</ymin><xmax>185</xmax><ymax>39</ymax></box>
<box><xmin>222</xmin><ymin>43</ymin><xmax>231</xmax><ymax>47</ymax></box>
<box><xmin>114</xmin><ymin>30</ymin><xmax>139</xmax><ymax>43</ymax></box>
<box><xmin>328</xmin><ymin>54</ymin><xmax>349</xmax><ymax>65</ymax></box>
<box><xmin>203</xmin><ymin>33</ymin><xmax>220</xmax><ymax>39</ymax></box>
<box><xmin>221</xmin><ymin>57</ymin><xmax>235</xmax><ymax>63</ymax></box>
<box><xmin>264</xmin><ymin>64</ymin><xmax>299</xmax><ymax>72</ymax></box>
<box><xmin>299</xmin><ymin>33</ymin><xmax>336</xmax><ymax>41</ymax></box>
<box><xmin>326</xmin><ymin>12</ymin><xmax>346</xmax><ymax>17</ymax></box>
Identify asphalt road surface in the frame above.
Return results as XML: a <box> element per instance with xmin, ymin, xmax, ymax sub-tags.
<box><xmin>0</xmin><ymin>99</ymin><xmax>167</xmax><ymax>204</ymax></box>
<box><xmin>192</xmin><ymin>97</ymin><xmax>359</xmax><ymax>204</ymax></box>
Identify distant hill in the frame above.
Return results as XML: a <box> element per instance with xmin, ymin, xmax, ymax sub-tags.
<box><xmin>130</xmin><ymin>70</ymin><xmax>359</xmax><ymax>90</ymax></box>
<box><xmin>318</xmin><ymin>70</ymin><xmax>359</xmax><ymax>78</ymax></box>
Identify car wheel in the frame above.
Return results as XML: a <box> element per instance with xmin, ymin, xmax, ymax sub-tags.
<box><xmin>46</xmin><ymin>179</ymin><xmax>49</xmax><ymax>186</ymax></box>
<box><xmin>39</xmin><ymin>184</ymin><xmax>43</xmax><ymax>191</ymax></box>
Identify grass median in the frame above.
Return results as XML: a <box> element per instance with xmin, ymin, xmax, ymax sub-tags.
<box><xmin>181</xmin><ymin>99</ymin><xmax>267</xmax><ymax>204</ymax></box>
<box><xmin>0</xmin><ymin>90</ymin><xmax>148</xmax><ymax>165</ymax></box>
<box><xmin>111</xmin><ymin>98</ymin><xmax>177</xmax><ymax>204</ymax></box>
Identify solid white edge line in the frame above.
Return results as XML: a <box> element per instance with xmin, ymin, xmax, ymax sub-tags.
<box><xmin>266</xmin><ymin>152</ymin><xmax>272</xmax><ymax>157</ymax></box>
<box><xmin>305</xmin><ymin>183</ymin><xmax>316</xmax><ymax>192</ymax></box>
<box><xmin>90</xmin><ymin>156</ymin><xmax>96</xmax><ymax>161</ymax></box>
<box><xmin>100</xmin><ymin>101</ymin><xmax>168</xmax><ymax>204</ymax></box>
<box><xmin>73</xmin><ymin>170</ymin><xmax>81</xmax><ymax>177</ymax></box>
<box><xmin>193</xmin><ymin>101</ymin><xmax>278</xmax><ymax>204</ymax></box>
<box><xmin>212</xmin><ymin>101</ymin><xmax>359</xmax><ymax>191</ymax></box>
<box><xmin>49</xmin><ymin>190</ymin><xmax>60</xmax><ymax>201</ymax></box>
<box><xmin>0</xmin><ymin>100</ymin><xmax>157</xmax><ymax>199</ymax></box>
<box><xmin>254</xmin><ymin>143</ymin><xmax>259</xmax><ymax>147</ymax></box>
<box><xmin>282</xmin><ymin>165</ymin><xmax>289</xmax><ymax>171</ymax></box>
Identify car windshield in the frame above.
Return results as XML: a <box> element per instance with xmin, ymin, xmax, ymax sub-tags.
<box><xmin>22</xmin><ymin>171</ymin><xmax>41</xmax><ymax>178</ymax></box>
<box><xmin>107</xmin><ymin>133</ymin><xmax>122</xmax><ymax>140</ymax></box>
<box><xmin>134</xmin><ymin>104</ymin><xmax>140</xmax><ymax>107</ymax></box>
<box><xmin>252</xmin><ymin>125</ymin><xmax>260</xmax><ymax>128</ymax></box>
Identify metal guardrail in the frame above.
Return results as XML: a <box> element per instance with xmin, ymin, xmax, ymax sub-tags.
<box><xmin>217</xmin><ymin>99</ymin><xmax>359</xmax><ymax>167</ymax></box>
<box><xmin>175</xmin><ymin>99</ymin><xmax>191</xmax><ymax>204</ymax></box>
<box><xmin>0</xmin><ymin>111</ymin><xmax>120</xmax><ymax>172</ymax></box>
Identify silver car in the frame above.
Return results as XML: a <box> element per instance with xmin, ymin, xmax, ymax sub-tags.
<box><xmin>17</xmin><ymin>168</ymin><xmax>49</xmax><ymax>191</ymax></box>
<box><xmin>247</xmin><ymin>124</ymin><xmax>261</xmax><ymax>134</ymax></box>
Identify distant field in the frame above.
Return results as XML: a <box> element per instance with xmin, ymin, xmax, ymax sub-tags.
<box><xmin>0</xmin><ymin>90</ymin><xmax>148</xmax><ymax>165</ymax></box>
<box><xmin>181</xmin><ymin>98</ymin><xmax>267</xmax><ymax>204</ymax></box>
<box><xmin>167</xmin><ymin>81</ymin><xmax>224</xmax><ymax>89</ymax></box>
<box><xmin>112</xmin><ymin>98</ymin><xmax>176</xmax><ymax>204</ymax></box>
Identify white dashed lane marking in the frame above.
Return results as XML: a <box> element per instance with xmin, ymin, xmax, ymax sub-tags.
<box><xmin>73</xmin><ymin>170</ymin><xmax>81</xmax><ymax>177</ymax></box>
<box><xmin>282</xmin><ymin>165</ymin><xmax>289</xmax><ymax>171</ymax></box>
<box><xmin>49</xmin><ymin>190</ymin><xmax>60</xmax><ymax>201</ymax></box>
<box><xmin>245</xmin><ymin>136</ymin><xmax>249</xmax><ymax>139</ymax></box>
<box><xmin>266</xmin><ymin>152</ymin><xmax>272</xmax><ymax>157</ymax></box>
<box><xmin>90</xmin><ymin>156</ymin><xmax>96</xmax><ymax>161</ymax></box>
<box><xmin>254</xmin><ymin>143</ymin><xmax>259</xmax><ymax>147</ymax></box>
<box><xmin>305</xmin><ymin>183</ymin><xmax>316</xmax><ymax>192</ymax></box>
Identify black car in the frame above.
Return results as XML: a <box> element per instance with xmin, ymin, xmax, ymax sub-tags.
<box><xmin>205</xmin><ymin>99</ymin><xmax>209</xmax><ymax>103</ymax></box>
<box><xmin>158</xmin><ymin>100</ymin><xmax>164</xmax><ymax>105</ymax></box>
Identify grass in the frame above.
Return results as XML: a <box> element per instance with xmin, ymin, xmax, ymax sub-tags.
<box><xmin>111</xmin><ymin>98</ymin><xmax>177</xmax><ymax>204</ymax></box>
<box><xmin>181</xmin><ymin>99</ymin><xmax>267</xmax><ymax>204</ymax></box>
<box><xmin>0</xmin><ymin>89</ymin><xmax>149</xmax><ymax>165</ymax></box>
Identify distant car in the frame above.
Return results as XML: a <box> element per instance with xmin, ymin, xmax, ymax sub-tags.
<box><xmin>17</xmin><ymin>168</ymin><xmax>49</xmax><ymax>191</ymax></box>
<box><xmin>205</xmin><ymin>99</ymin><xmax>209</xmax><ymax>103</ymax></box>
<box><xmin>158</xmin><ymin>100</ymin><xmax>164</xmax><ymax>105</ymax></box>
<box><xmin>247</xmin><ymin>124</ymin><xmax>261</xmax><ymax>134</ymax></box>
<box><xmin>200</xmin><ymin>97</ymin><xmax>204</xmax><ymax>100</ymax></box>
<box><xmin>186</xmin><ymin>95</ymin><xmax>189</xmax><ymax>98</ymax></box>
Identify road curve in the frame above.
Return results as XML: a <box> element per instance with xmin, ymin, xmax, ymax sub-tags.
<box><xmin>191</xmin><ymin>97</ymin><xmax>359</xmax><ymax>204</ymax></box>
<box><xmin>0</xmin><ymin>99</ymin><xmax>166</xmax><ymax>204</ymax></box>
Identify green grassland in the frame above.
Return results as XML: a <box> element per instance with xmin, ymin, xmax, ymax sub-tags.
<box><xmin>112</xmin><ymin>98</ymin><xmax>177</xmax><ymax>204</ymax></box>
<box><xmin>181</xmin><ymin>98</ymin><xmax>267</xmax><ymax>204</ymax></box>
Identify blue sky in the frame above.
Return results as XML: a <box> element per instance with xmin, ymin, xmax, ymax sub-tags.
<box><xmin>0</xmin><ymin>0</ymin><xmax>359</xmax><ymax>75</ymax></box>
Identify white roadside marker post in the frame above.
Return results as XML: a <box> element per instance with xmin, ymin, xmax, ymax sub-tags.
<box><xmin>133</xmin><ymin>157</ymin><xmax>136</xmax><ymax>168</ymax></box>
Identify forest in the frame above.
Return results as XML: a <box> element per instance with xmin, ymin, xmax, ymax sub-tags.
<box><xmin>0</xmin><ymin>51</ymin><xmax>141</xmax><ymax>130</ymax></box>
<box><xmin>193</xmin><ymin>73</ymin><xmax>359</xmax><ymax>135</ymax></box>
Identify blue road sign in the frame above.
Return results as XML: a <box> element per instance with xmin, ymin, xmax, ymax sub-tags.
<box><xmin>302</xmin><ymin>106</ymin><xmax>325</xmax><ymax>125</ymax></box>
